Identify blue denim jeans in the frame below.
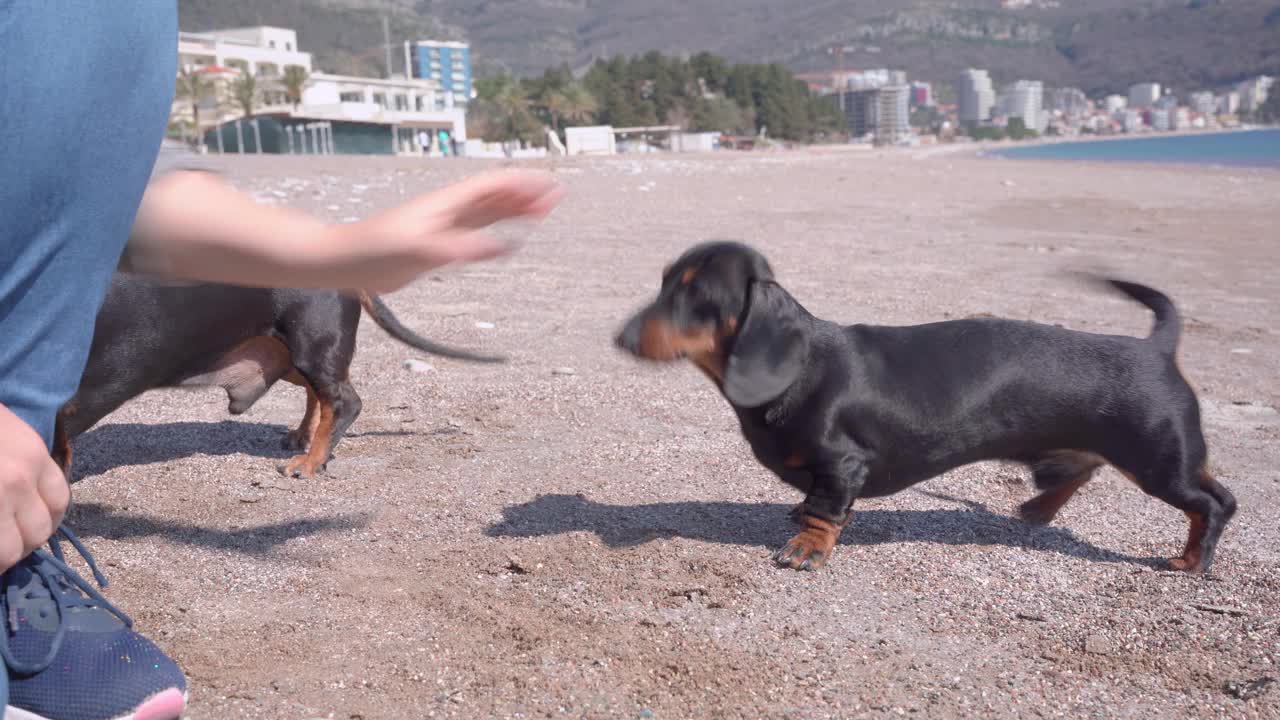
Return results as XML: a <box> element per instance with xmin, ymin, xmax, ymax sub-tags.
<box><xmin>0</xmin><ymin>2</ymin><xmax>177</xmax><ymax>705</ymax></box>
<box><xmin>0</xmin><ymin>3</ymin><xmax>176</xmax><ymax>445</ymax></box>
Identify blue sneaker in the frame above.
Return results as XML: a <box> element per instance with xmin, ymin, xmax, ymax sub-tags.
<box><xmin>1</xmin><ymin>527</ymin><xmax>186</xmax><ymax>720</ymax></box>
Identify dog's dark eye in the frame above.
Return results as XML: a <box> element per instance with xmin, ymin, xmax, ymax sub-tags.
<box><xmin>673</xmin><ymin>284</ymin><xmax>721</xmax><ymax>323</ymax></box>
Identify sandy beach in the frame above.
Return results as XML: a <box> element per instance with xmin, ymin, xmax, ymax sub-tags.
<box><xmin>64</xmin><ymin>147</ymin><xmax>1278</xmax><ymax>719</ymax></box>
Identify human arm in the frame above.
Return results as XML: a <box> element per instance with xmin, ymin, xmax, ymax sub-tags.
<box><xmin>0</xmin><ymin>405</ymin><xmax>69</xmax><ymax>571</ymax></box>
<box><xmin>123</xmin><ymin>168</ymin><xmax>564</xmax><ymax>292</ymax></box>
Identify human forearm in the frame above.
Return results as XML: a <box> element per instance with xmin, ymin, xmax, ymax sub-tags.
<box><xmin>125</xmin><ymin>169</ymin><xmax>563</xmax><ymax>292</ymax></box>
<box><xmin>125</xmin><ymin>170</ymin><xmax>342</xmax><ymax>287</ymax></box>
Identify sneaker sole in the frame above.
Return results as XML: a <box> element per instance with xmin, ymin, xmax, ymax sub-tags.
<box><xmin>5</xmin><ymin>688</ymin><xmax>186</xmax><ymax>720</ymax></box>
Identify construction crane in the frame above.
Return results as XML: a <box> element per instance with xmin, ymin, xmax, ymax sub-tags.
<box><xmin>825</xmin><ymin>43</ymin><xmax>856</xmax><ymax>74</ymax></box>
<box><xmin>340</xmin><ymin>16</ymin><xmax>399</xmax><ymax>78</ymax></box>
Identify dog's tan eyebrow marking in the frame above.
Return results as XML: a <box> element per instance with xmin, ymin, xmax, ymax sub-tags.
<box><xmin>681</xmin><ymin>267</ymin><xmax>697</xmax><ymax>285</ymax></box>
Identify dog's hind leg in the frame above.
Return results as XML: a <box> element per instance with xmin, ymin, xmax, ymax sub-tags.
<box><xmin>1124</xmin><ymin>454</ymin><xmax>1230</xmax><ymax>573</ymax></box>
<box><xmin>280</xmin><ymin>370</ymin><xmax>321</xmax><ymax>451</ymax></box>
<box><xmin>1197</xmin><ymin>467</ymin><xmax>1237</xmax><ymax>523</ymax></box>
<box><xmin>276</xmin><ymin>317</ymin><xmax>362</xmax><ymax>478</ymax></box>
<box><xmin>1019</xmin><ymin>450</ymin><xmax>1105</xmax><ymax>525</ymax></box>
<box><xmin>279</xmin><ymin>378</ymin><xmax>361</xmax><ymax>478</ymax></box>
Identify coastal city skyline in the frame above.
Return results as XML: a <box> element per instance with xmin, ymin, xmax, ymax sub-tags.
<box><xmin>818</xmin><ymin>65</ymin><xmax>1273</xmax><ymax>146</ymax></box>
<box><xmin>170</xmin><ymin>19</ymin><xmax>1275</xmax><ymax>157</ymax></box>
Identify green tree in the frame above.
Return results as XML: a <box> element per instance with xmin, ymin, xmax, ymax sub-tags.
<box><xmin>527</xmin><ymin>63</ymin><xmax>573</xmax><ymax>101</ymax></box>
<box><xmin>477</xmin><ymin>51</ymin><xmax>836</xmax><ymax>143</ymax></box>
<box><xmin>468</xmin><ymin>79</ymin><xmax>542</xmax><ymax>144</ymax></box>
<box><xmin>808</xmin><ymin>91</ymin><xmax>844</xmax><ymax>138</ymax></box>
<box><xmin>690</xmin><ymin>51</ymin><xmax>730</xmax><ymax>94</ymax></box>
<box><xmin>474</xmin><ymin>72</ymin><xmax>516</xmax><ymax>102</ymax></box>
<box><xmin>281</xmin><ymin>65</ymin><xmax>310</xmax><ymax>109</ymax></box>
<box><xmin>557</xmin><ymin>82</ymin><xmax>599</xmax><ymax>127</ymax></box>
<box><xmin>691</xmin><ymin>96</ymin><xmax>752</xmax><ymax>134</ymax></box>
<box><xmin>1006</xmin><ymin>117</ymin><xmax>1038</xmax><ymax>140</ymax></box>
<box><xmin>175</xmin><ymin>67</ymin><xmax>213</xmax><ymax>135</ymax></box>
<box><xmin>967</xmin><ymin>124</ymin><xmax>1007</xmax><ymax>141</ymax></box>
<box><xmin>533</xmin><ymin>77</ymin><xmax>596</xmax><ymax>132</ymax></box>
<box><xmin>230</xmin><ymin>72</ymin><xmax>259</xmax><ymax>118</ymax></box>
<box><xmin>910</xmin><ymin>106</ymin><xmax>943</xmax><ymax>132</ymax></box>
<box><xmin>537</xmin><ymin>87</ymin><xmax>569</xmax><ymax>131</ymax></box>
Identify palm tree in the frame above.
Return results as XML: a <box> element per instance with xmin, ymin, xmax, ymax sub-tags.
<box><xmin>282</xmin><ymin>65</ymin><xmax>310</xmax><ymax>109</ymax></box>
<box><xmin>559</xmin><ymin>83</ymin><xmax>599</xmax><ymax>127</ymax></box>
<box><xmin>231</xmin><ymin>72</ymin><xmax>259</xmax><ymax>118</ymax></box>
<box><xmin>536</xmin><ymin>82</ymin><xmax>598</xmax><ymax>131</ymax></box>
<box><xmin>493</xmin><ymin>83</ymin><xmax>534</xmax><ymax>137</ymax></box>
<box><xmin>175</xmin><ymin>67</ymin><xmax>213</xmax><ymax>135</ymax></box>
<box><xmin>538</xmin><ymin>88</ymin><xmax>569</xmax><ymax>132</ymax></box>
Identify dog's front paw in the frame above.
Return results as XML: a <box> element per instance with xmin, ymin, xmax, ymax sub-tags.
<box><xmin>772</xmin><ymin>515</ymin><xmax>841</xmax><ymax>571</ymax></box>
<box><xmin>278</xmin><ymin>454</ymin><xmax>326</xmax><ymax>478</ymax></box>
<box><xmin>1018</xmin><ymin>496</ymin><xmax>1058</xmax><ymax>526</ymax></box>
<box><xmin>281</xmin><ymin>429</ymin><xmax>309</xmax><ymax>451</ymax></box>
<box><xmin>786</xmin><ymin>503</ymin><xmax>806</xmax><ymax>525</ymax></box>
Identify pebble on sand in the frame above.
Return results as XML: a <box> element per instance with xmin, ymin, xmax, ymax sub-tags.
<box><xmin>404</xmin><ymin>359</ymin><xmax>436</xmax><ymax>373</ymax></box>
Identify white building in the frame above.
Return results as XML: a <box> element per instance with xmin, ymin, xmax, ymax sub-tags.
<box><xmin>565</xmin><ymin>126</ymin><xmax>617</xmax><ymax>156</ymax></box>
<box><xmin>1128</xmin><ymin>82</ymin><xmax>1161</xmax><ymax>109</ymax></box>
<box><xmin>672</xmin><ymin>131</ymin><xmax>720</xmax><ymax>153</ymax></box>
<box><xmin>298</xmin><ymin>73</ymin><xmax>467</xmax><ymax>150</ymax></box>
<box><xmin>1219</xmin><ymin>91</ymin><xmax>1241</xmax><ymax>115</ymax></box>
<box><xmin>1103</xmin><ymin>94</ymin><xmax>1128</xmax><ymax>113</ymax></box>
<box><xmin>1238</xmin><ymin>76</ymin><xmax>1273</xmax><ymax>113</ymax></box>
<box><xmin>1050</xmin><ymin>87</ymin><xmax>1089</xmax><ymax>118</ymax></box>
<box><xmin>876</xmin><ymin>85</ymin><xmax>912</xmax><ymax>145</ymax></box>
<box><xmin>1189</xmin><ymin>91</ymin><xmax>1217</xmax><ymax>116</ymax></box>
<box><xmin>958</xmin><ymin>69</ymin><xmax>996</xmax><ymax>124</ymax></box>
<box><xmin>1151</xmin><ymin>108</ymin><xmax>1171</xmax><ymax>131</ymax></box>
<box><xmin>174</xmin><ymin>26</ymin><xmax>465</xmax><ymax>154</ymax></box>
<box><xmin>179</xmin><ymin>27</ymin><xmax>312</xmax><ymax>78</ymax></box>
<box><xmin>998</xmin><ymin>80</ymin><xmax>1045</xmax><ymax>131</ymax></box>
<box><xmin>1085</xmin><ymin>115</ymin><xmax>1109</xmax><ymax>134</ymax></box>
<box><xmin>831</xmin><ymin>85</ymin><xmax>912</xmax><ymax>145</ymax></box>
<box><xmin>839</xmin><ymin>69</ymin><xmax>894</xmax><ymax>90</ymax></box>
<box><xmin>1119</xmin><ymin>109</ymin><xmax>1142</xmax><ymax>132</ymax></box>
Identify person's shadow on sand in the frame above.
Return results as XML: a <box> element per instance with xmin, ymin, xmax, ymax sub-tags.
<box><xmin>485</xmin><ymin>491</ymin><xmax>1162</xmax><ymax>568</ymax></box>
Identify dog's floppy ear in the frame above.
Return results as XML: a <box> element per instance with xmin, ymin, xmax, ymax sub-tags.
<box><xmin>723</xmin><ymin>280</ymin><xmax>809</xmax><ymax>407</ymax></box>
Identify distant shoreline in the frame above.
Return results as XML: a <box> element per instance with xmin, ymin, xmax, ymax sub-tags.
<box><xmin>977</xmin><ymin>124</ymin><xmax>1266</xmax><ymax>153</ymax></box>
<box><xmin>832</xmin><ymin>125</ymin><xmax>1276</xmax><ymax>163</ymax></box>
<box><xmin>959</xmin><ymin>125</ymin><xmax>1280</xmax><ymax>171</ymax></box>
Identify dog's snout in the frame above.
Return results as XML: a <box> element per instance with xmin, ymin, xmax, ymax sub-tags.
<box><xmin>616</xmin><ymin>314</ymin><xmax>645</xmax><ymax>354</ymax></box>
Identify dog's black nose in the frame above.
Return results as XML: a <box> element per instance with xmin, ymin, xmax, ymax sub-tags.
<box><xmin>615</xmin><ymin>315</ymin><xmax>643</xmax><ymax>354</ymax></box>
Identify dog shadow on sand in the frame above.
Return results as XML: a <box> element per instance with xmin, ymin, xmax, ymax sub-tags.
<box><xmin>68</xmin><ymin>420</ymin><xmax>413</xmax><ymax>480</ymax></box>
<box><xmin>486</xmin><ymin>491</ymin><xmax>1163</xmax><ymax>569</ymax></box>
<box><xmin>68</xmin><ymin>502</ymin><xmax>368</xmax><ymax>557</ymax></box>
<box><xmin>64</xmin><ymin>420</ymin><xmax>392</xmax><ymax>555</ymax></box>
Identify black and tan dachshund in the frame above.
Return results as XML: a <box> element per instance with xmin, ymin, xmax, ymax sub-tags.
<box><xmin>615</xmin><ymin>240</ymin><xmax>1235</xmax><ymax>573</ymax></box>
<box><xmin>55</xmin><ymin>274</ymin><xmax>501</xmax><ymax>480</ymax></box>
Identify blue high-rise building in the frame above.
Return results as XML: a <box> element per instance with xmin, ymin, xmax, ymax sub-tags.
<box><xmin>407</xmin><ymin>40</ymin><xmax>472</xmax><ymax>107</ymax></box>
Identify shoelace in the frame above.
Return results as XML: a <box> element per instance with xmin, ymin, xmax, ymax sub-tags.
<box><xmin>0</xmin><ymin>525</ymin><xmax>132</xmax><ymax>675</ymax></box>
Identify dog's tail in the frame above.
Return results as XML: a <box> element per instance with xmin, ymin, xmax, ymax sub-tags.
<box><xmin>1079</xmin><ymin>275</ymin><xmax>1181</xmax><ymax>354</ymax></box>
<box><xmin>356</xmin><ymin>291</ymin><xmax>506</xmax><ymax>364</ymax></box>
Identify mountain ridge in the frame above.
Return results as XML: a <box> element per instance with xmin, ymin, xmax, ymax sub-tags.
<box><xmin>178</xmin><ymin>0</ymin><xmax>1280</xmax><ymax>96</ymax></box>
